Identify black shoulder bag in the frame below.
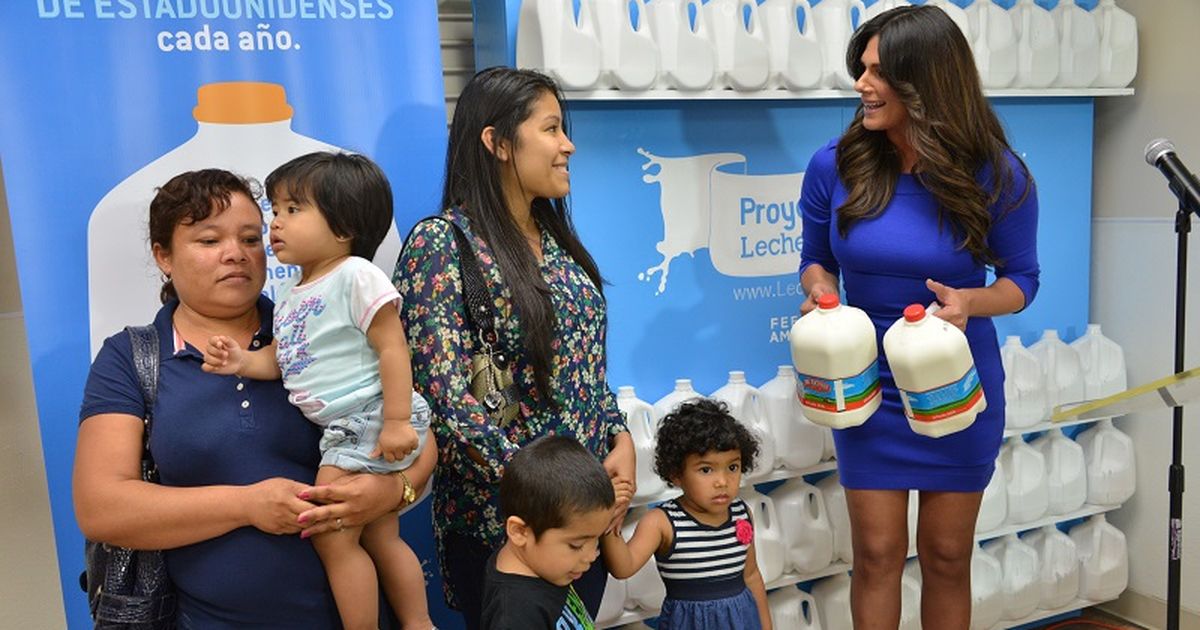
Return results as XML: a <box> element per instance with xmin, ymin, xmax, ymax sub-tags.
<box><xmin>80</xmin><ymin>324</ymin><xmax>177</xmax><ymax>629</ymax></box>
<box><xmin>404</xmin><ymin>217</ymin><xmax>521</xmax><ymax>426</ymax></box>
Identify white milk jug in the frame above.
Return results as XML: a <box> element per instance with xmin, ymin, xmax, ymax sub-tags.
<box><xmin>790</xmin><ymin>294</ymin><xmax>882</xmax><ymax>429</ymax></box>
<box><xmin>883</xmin><ymin>304</ymin><xmax>986</xmax><ymax>438</ymax></box>
<box><xmin>87</xmin><ymin>82</ymin><xmax>402</xmax><ymax>356</ymax></box>
<box><xmin>812</xmin><ymin>0</ymin><xmax>867</xmax><ymax>89</ymax></box>
<box><xmin>1000</xmin><ymin>436</ymin><xmax>1049</xmax><ymax>525</ymax></box>
<box><xmin>1052</xmin><ymin>0</ymin><xmax>1101</xmax><ymax>88</ymax></box>
<box><xmin>652</xmin><ymin>378</ymin><xmax>702</xmax><ymax>420</ymax></box>
<box><xmin>977</xmin><ymin>458</ymin><xmax>1008</xmax><ymax>534</ymax></box>
<box><xmin>1076</xmin><ymin>419</ymin><xmax>1136</xmax><ymax>506</ymax></box>
<box><xmin>966</xmin><ymin>0</ymin><xmax>1018</xmax><ymax>88</ymax></box>
<box><xmin>759</xmin><ymin>366</ymin><xmax>825</xmax><ymax>470</ymax></box>
<box><xmin>712</xmin><ymin>370</ymin><xmax>777</xmax><ymax>482</ymax></box>
<box><xmin>1070</xmin><ymin>324</ymin><xmax>1127</xmax><ymax>400</ymax></box>
<box><xmin>971</xmin><ymin>542</ymin><xmax>1005</xmax><ymax>629</ymax></box>
<box><xmin>906</xmin><ymin>489</ymin><xmax>919</xmax><ymax>556</ymax></box>
<box><xmin>1023</xmin><ymin>525</ymin><xmax>1081</xmax><ymax>610</ymax></box>
<box><xmin>1070</xmin><ymin>514</ymin><xmax>1129</xmax><ymax>601</ymax></box>
<box><xmin>1001</xmin><ymin>335</ymin><xmax>1049</xmax><ymax>430</ymax></box>
<box><xmin>704</xmin><ymin>0</ymin><xmax>771</xmax><ymax>91</ymax></box>
<box><xmin>822</xmin><ymin>425</ymin><xmax>836</xmax><ymax>461</ymax></box>
<box><xmin>596</xmin><ymin>573</ymin><xmax>627</xmax><ymax>625</ymax></box>
<box><xmin>983</xmin><ymin>533</ymin><xmax>1041</xmax><ymax>620</ymax></box>
<box><xmin>1029</xmin><ymin>329</ymin><xmax>1086</xmax><ymax>411</ymax></box>
<box><xmin>773</xmin><ymin>478</ymin><xmax>835</xmax><ymax>574</ymax></box>
<box><xmin>645</xmin><ymin>0</ymin><xmax>717</xmax><ymax>90</ymax></box>
<box><xmin>927</xmin><ymin>0</ymin><xmax>972</xmax><ymax>41</ymax></box>
<box><xmin>1094</xmin><ymin>0</ymin><xmax>1137</xmax><ymax>88</ymax></box>
<box><xmin>864</xmin><ymin>0</ymin><xmax>911</xmax><ymax>22</ymax></box>
<box><xmin>812</xmin><ymin>573</ymin><xmax>853</xmax><ymax>630</ymax></box>
<box><xmin>761</xmin><ymin>0</ymin><xmax>823</xmax><ymax>90</ymax></box>
<box><xmin>591</xmin><ymin>0</ymin><xmax>658</xmax><ymax>90</ymax></box>
<box><xmin>516</xmin><ymin>0</ymin><xmax>603</xmax><ymax>90</ymax></box>
<box><xmin>1010</xmin><ymin>0</ymin><xmax>1060</xmax><ymax>89</ymax></box>
<box><xmin>899</xmin><ymin>565</ymin><xmax>922</xmax><ymax>630</ymax></box>
<box><xmin>742</xmin><ymin>488</ymin><xmax>787</xmax><ymax>583</ymax></box>
<box><xmin>816</xmin><ymin>472</ymin><xmax>853</xmax><ymax>563</ymax></box>
<box><xmin>768</xmin><ymin>586</ymin><xmax>823</xmax><ymax>630</ymax></box>
<box><xmin>621</xmin><ymin>507</ymin><xmax>667</xmax><ymax>611</ymax></box>
<box><xmin>617</xmin><ymin>386</ymin><xmax>668</xmax><ymax>502</ymax></box>
<box><xmin>1029</xmin><ymin>428</ymin><xmax>1087</xmax><ymax>515</ymax></box>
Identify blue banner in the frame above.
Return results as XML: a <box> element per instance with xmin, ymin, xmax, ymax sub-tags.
<box><xmin>0</xmin><ymin>2</ymin><xmax>449</xmax><ymax>626</ymax></box>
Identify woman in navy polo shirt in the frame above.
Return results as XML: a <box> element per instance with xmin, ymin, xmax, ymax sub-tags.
<box><xmin>73</xmin><ymin>169</ymin><xmax>436</xmax><ymax>628</ymax></box>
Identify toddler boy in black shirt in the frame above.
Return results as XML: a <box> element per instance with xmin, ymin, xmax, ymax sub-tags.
<box><xmin>480</xmin><ymin>435</ymin><xmax>617</xmax><ymax>630</ymax></box>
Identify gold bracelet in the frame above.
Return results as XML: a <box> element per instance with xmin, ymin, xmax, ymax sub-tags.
<box><xmin>396</xmin><ymin>470</ymin><xmax>417</xmax><ymax>510</ymax></box>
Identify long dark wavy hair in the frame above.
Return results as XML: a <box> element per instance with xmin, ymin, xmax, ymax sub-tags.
<box><xmin>837</xmin><ymin>5</ymin><xmax>1031</xmax><ymax>266</ymax></box>
<box><xmin>443</xmin><ymin>67</ymin><xmax>605</xmax><ymax>402</ymax></box>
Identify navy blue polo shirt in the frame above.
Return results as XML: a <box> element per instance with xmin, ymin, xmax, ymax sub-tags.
<box><xmin>80</xmin><ymin>296</ymin><xmax>340</xmax><ymax>628</ymax></box>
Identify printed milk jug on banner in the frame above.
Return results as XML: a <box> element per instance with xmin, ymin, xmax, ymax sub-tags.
<box><xmin>516</xmin><ymin>0</ymin><xmax>602</xmax><ymax>90</ymax></box>
<box><xmin>617</xmin><ymin>386</ymin><xmax>667</xmax><ymax>502</ymax></box>
<box><xmin>768</xmin><ymin>587</ymin><xmax>822</xmax><ymax>630</ymax></box>
<box><xmin>88</xmin><ymin>82</ymin><xmax>401</xmax><ymax>356</ymax></box>
<box><xmin>926</xmin><ymin>0</ymin><xmax>971</xmax><ymax>41</ymax></box>
<box><xmin>812</xmin><ymin>0</ymin><xmax>867</xmax><ymax>89</ymax></box>
<box><xmin>1070</xmin><ymin>324</ymin><xmax>1127</xmax><ymax>400</ymax></box>
<box><xmin>1052</xmin><ymin>0</ymin><xmax>1101</xmax><ymax>88</ymax></box>
<box><xmin>595</xmin><ymin>573</ymin><xmax>626</xmax><ymax>626</ymax></box>
<box><xmin>621</xmin><ymin>507</ymin><xmax>667</xmax><ymax>611</ymax></box>
<box><xmin>1011</xmin><ymin>0</ymin><xmax>1060</xmax><ymax>89</ymax></box>
<box><xmin>712</xmin><ymin>370</ymin><xmax>777</xmax><ymax>482</ymax></box>
<box><xmin>1076</xmin><ymin>419</ymin><xmax>1136</xmax><ymax>506</ymax></box>
<box><xmin>789</xmin><ymin>294</ymin><xmax>881</xmax><ymax>429</ymax></box>
<box><xmin>815</xmin><ymin>472</ymin><xmax>853</xmax><ymax>563</ymax></box>
<box><xmin>1029</xmin><ymin>329</ymin><xmax>1085</xmax><ymax>412</ymax></box>
<box><xmin>982</xmin><ymin>533</ymin><xmax>1040</xmax><ymax>621</ymax></box>
<box><xmin>899</xmin><ymin>561</ymin><xmax>922</xmax><ymax>630</ymax></box>
<box><xmin>966</xmin><ymin>0</ymin><xmax>1018</xmax><ymax>88</ymax></box>
<box><xmin>741</xmin><ymin>488</ymin><xmax>787</xmax><ymax>583</ymax></box>
<box><xmin>812</xmin><ymin>573</ymin><xmax>853</xmax><ymax>630</ymax></box>
<box><xmin>760</xmin><ymin>0</ymin><xmax>822</xmax><ymax>91</ymax></box>
<box><xmin>1001</xmin><ymin>335</ymin><xmax>1048</xmax><ymax>430</ymax></box>
<box><xmin>759</xmin><ymin>366</ymin><xmax>825</xmax><ymax>470</ymax></box>
<box><xmin>883</xmin><ymin>304</ymin><xmax>986</xmax><ymax>438</ymax></box>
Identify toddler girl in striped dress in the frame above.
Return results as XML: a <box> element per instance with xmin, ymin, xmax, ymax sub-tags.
<box><xmin>601</xmin><ymin>398</ymin><xmax>772</xmax><ymax>629</ymax></box>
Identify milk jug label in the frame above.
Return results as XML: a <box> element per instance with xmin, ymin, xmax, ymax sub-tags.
<box><xmin>899</xmin><ymin>366</ymin><xmax>983</xmax><ymax>422</ymax></box>
<box><xmin>798</xmin><ymin>362</ymin><xmax>881</xmax><ymax>413</ymax></box>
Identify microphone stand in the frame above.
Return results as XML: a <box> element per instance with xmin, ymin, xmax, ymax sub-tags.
<box><xmin>1166</xmin><ymin>195</ymin><xmax>1190</xmax><ymax>630</ymax></box>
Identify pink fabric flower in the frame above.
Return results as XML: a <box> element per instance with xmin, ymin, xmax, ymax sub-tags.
<box><xmin>735</xmin><ymin>519</ymin><xmax>754</xmax><ymax>545</ymax></box>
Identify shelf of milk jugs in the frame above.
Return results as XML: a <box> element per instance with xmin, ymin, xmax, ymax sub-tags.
<box><xmin>516</xmin><ymin>0</ymin><xmax>1139</xmax><ymax>98</ymax></box>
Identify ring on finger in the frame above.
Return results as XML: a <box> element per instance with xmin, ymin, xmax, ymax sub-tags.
<box><xmin>335</xmin><ymin>517</ymin><xmax>344</xmax><ymax>532</ymax></box>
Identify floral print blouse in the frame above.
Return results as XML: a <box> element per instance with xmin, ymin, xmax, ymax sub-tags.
<box><xmin>393</xmin><ymin>208</ymin><xmax>626</xmax><ymax>601</ymax></box>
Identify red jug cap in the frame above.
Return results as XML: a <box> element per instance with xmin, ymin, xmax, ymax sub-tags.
<box><xmin>817</xmin><ymin>294</ymin><xmax>840</xmax><ymax>309</ymax></box>
<box><xmin>903</xmin><ymin>304</ymin><xmax>926</xmax><ymax>322</ymax></box>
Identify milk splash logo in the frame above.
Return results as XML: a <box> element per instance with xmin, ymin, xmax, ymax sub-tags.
<box><xmin>637</xmin><ymin>148</ymin><xmax>805</xmax><ymax>294</ymax></box>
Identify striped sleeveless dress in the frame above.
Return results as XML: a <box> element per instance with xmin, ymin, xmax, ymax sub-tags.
<box><xmin>654</xmin><ymin>498</ymin><xmax>763</xmax><ymax>630</ymax></box>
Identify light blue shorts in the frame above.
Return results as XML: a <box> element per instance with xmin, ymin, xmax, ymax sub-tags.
<box><xmin>318</xmin><ymin>392</ymin><xmax>430</xmax><ymax>474</ymax></box>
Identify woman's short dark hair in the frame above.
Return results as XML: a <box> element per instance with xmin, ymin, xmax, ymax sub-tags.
<box><xmin>442</xmin><ymin>67</ymin><xmax>606</xmax><ymax>404</ymax></box>
<box><xmin>264</xmin><ymin>151</ymin><xmax>394</xmax><ymax>260</ymax></box>
<box><xmin>500</xmin><ymin>435</ymin><xmax>615</xmax><ymax>539</ymax></box>
<box><xmin>149</xmin><ymin>169</ymin><xmax>258</xmax><ymax>303</ymax></box>
<box><xmin>654</xmin><ymin>399</ymin><xmax>760</xmax><ymax>485</ymax></box>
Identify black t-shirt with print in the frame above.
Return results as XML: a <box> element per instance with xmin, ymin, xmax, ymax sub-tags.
<box><xmin>480</xmin><ymin>550</ymin><xmax>595</xmax><ymax>630</ymax></box>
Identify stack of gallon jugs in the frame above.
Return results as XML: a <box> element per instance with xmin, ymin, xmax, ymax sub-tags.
<box><xmin>516</xmin><ymin>0</ymin><xmax>1137</xmax><ymax>93</ymax></box>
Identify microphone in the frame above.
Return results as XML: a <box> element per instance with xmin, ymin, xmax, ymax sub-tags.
<box><xmin>1144</xmin><ymin>138</ymin><xmax>1200</xmax><ymax>213</ymax></box>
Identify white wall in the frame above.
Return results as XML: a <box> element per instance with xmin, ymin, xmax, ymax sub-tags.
<box><xmin>0</xmin><ymin>161</ymin><xmax>67</xmax><ymax>628</ymax></box>
<box><xmin>1092</xmin><ymin>0</ymin><xmax>1200</xmax><ymax>627</ymax></box>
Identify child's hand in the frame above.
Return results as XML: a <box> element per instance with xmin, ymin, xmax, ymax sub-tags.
<box><xmin>372</xmin><ymin>419</ymin><xmax>419</xmax><ymax>463</ymax></box>
<box><xmin>202</xmin><ymin>335</ymin><xmax>245</xmax><ymax>375</ymax></box>
<box><xmin>608</xmin><ymin>478</ymin><xmax>635</xmax><ymax>533</ymax></box>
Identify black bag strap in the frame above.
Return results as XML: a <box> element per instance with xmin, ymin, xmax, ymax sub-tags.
<box><xmin>402</xmin><ymin>216</ymin><xmax>501</xmax><ymax>347</ymax></box>
<box><xmin>125</xmin><ymin>324</ymin><xmax>160</xmax><ymax>483</ymax></box>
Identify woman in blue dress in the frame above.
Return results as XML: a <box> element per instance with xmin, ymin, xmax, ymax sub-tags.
<box><xmin>798</xmin><ymin>7</ymin><xmax>1039</xmax><ymax>629</ymax></box>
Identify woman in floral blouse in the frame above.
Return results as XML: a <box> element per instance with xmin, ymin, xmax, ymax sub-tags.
<box><xmin>393</xmin><ymin>67</ymin><xmax>635</xmax><ymax>629</ymax></box>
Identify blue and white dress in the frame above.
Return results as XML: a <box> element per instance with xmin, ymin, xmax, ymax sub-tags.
<box><xmin>655</xmin><ymin>498</ymin><xmax>762</xmax><ymax>630</ymax></box>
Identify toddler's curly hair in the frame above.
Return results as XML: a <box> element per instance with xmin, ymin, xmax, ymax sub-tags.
<box><xmin>653</xmin><ymin>398</ymin><xmax>760</xmax><ymax>486</ymax></box>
